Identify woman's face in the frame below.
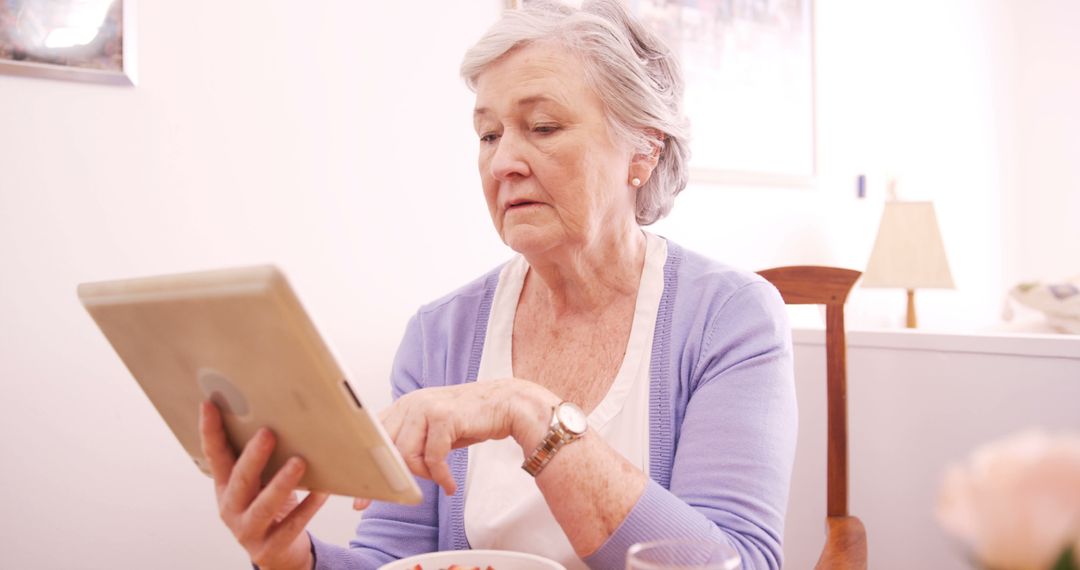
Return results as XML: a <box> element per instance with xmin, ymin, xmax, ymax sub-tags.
<box><xmin>473</xmin><ymin>42</ymin><xmax>638</xmax><ymax>258</ymax></box>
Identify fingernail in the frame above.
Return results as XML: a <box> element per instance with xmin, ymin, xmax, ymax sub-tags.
<box><xmin>287</xmin><ymin>457</ymin><xmax>303</xmax><ymax>473</ymax></box>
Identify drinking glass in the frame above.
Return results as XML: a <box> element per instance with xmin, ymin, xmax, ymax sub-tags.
<box><xmin>626</xmin><ymin>538</ymin><xmax>741</xmax><ymax>570</ymax></box>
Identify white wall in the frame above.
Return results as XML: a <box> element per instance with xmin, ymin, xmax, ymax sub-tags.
<box><xmin>1006</xmin><ymin>0</ymin><xmax>1080</xmax><ymax>284</ymax></box>
<box><xmin>0</xmin><ymin>0</ymin><xmax>1076</xmax><ymax>568</ymax></box>
<box><xmin>655</xmin><ymin>0</ymin><xmax>1023</xmax><ymax>331</ymax></box>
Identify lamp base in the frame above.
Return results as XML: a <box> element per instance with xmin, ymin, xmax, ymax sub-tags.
<box><xmin>906</xmin><ymin>289</ymin><xmax>917</xmax><ymax>328</ymax></box>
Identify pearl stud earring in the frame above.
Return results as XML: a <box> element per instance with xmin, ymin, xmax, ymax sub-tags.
<box><xmin>631</xmin><ymin>177</ymin><xmax>642</xmax><ymax>187</ymax></box>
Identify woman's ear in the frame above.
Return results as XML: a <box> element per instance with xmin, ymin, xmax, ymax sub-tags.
<box><xmin>629</xmin><ymin>129</ymin><xmax>664</xmax><ymax>187</ymax></box>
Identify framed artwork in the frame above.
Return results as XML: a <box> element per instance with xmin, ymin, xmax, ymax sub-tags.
<box><xmin>0</xmin><ymin>0</ymin><xmax>137</xmax><ymax>86</ymax></box>
<box><xmin>504</xmin><ymin>0</ymin><xmax>816</xmax><ymax>187</ymax></box>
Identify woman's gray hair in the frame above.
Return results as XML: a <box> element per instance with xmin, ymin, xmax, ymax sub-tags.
<box><xmin>461</xmin><ymin>0</ymin><xmax>691</xmax><ymax>226</ymax></box>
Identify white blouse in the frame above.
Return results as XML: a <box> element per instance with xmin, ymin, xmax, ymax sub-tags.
<box><xmin>463</xmin><ymin>232</ymin><xmax>668</xmax><ymax>569</ymax></box>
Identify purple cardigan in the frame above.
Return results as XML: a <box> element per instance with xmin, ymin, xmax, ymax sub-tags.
<box><xmin>310</xmin><ymin>239</ymin><xmax>797</xmax><ymax>570</ymax></box>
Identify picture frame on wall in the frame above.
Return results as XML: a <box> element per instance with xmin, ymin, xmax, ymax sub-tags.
<box><xmin>503</xmin><ymin>0</ymin><xmax>816</xmax><ymax>187</ymax></box>
<box><xmin>0</xmin><ymin>0</ymin><xmax>137</xmax><ymax>86</ymax></box>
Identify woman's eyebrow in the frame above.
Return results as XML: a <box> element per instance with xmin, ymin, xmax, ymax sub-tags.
<box><xmin>474</xmin><ymin>94</ymin><xmax>567</xmax><ymax>118</ymax></box>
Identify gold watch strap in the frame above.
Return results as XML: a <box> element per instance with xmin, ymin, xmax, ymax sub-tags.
<box><xmin>522</xmin><ymin>404</ymin><xmax>584</xmax><ymax>477</ymax></box>
<box><xmin>522</xmin><ymin>428</ymin><xmax>565</xmax><ymax>476</ymax></box>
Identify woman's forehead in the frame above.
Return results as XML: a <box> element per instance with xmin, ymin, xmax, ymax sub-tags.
<box><xmin>473</xmin><ymin>44</ymin><xmax>595</xmax><ymax>115</ymax></box>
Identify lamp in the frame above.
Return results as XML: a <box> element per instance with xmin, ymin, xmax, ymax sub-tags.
<box><xmin>862</xmin><ymin>201</ymin><xmax>954</xmax><ymax>328</ymax></box>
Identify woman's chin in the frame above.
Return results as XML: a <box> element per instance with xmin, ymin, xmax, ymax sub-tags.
<box><xmin>501</xmin><ymin>226</ymin><xmax>561</xmax><ymax>257</ymax></box>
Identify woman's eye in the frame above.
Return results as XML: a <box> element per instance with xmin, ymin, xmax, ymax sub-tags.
<box><xmin>479</xmin><ymin>133</ymin><xmax>499</xmax><ymax>143</ymax></box>
<box><xmin>533</xmin><ymin>124</ymin><xmax>559</xmax><ymax>134</ymax></box>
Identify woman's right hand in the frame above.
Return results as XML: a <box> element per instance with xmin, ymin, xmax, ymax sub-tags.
<box><xmin>199</xmin><ymin>400</ymin><xmax>330</xmax><ymax>570</ymax></box>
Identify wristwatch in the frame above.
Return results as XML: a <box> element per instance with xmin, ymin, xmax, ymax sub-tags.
<box><xmin>521</xmin><ymin>401</ymin><xmax>588</xmax><ymax>477</ymax></box>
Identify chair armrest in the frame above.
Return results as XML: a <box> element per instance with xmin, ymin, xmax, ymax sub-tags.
<box><xmin>813</xmin><ymin>516</ymin><xmax>867</xmax><ymax>570</ymax></box>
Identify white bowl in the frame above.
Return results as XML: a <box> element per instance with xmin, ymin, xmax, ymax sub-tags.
<box><xmin>377</xmin><ymin>549</ymin><xmax>566</xmax><ymax>570</ymax></box>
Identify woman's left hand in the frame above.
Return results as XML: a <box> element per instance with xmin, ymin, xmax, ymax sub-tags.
<box><xmin>378</xmin><ymin>378</ymin><xmax>559</xmax><ymax>495</ymax></box>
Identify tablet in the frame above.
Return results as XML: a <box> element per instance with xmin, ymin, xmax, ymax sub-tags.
<box><xmin>78</xmin><ymin>265</ymin><xmax>422</xmax><ymax>504</ymax></box>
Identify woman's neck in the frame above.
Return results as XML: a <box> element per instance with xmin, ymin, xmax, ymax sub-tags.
<box><xmin>521</xmin><ymin>225</ymin><xmax>647</xmax><ymax>317</ymax></box>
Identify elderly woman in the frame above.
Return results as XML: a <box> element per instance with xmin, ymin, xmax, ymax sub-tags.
<box><xmin>199</xmin><ymin>1</ymin><xmax>796</xmax><ymax>569</ymax></box>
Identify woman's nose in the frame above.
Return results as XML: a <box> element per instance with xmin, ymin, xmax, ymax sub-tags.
<box><xmin>489</xmin><ymin>131</ymin><xmax>530</xmax><ymax>181</ymax></box>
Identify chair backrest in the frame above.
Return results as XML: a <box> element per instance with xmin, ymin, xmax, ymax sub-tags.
<box><xmin>759</xmin><ymin>265</ymin><xmax>867</xmax><ymax>569</ymax></box>
<box><xmin>756</xmin><ymin>266</ymin><xmax>861</xmax><ymax>517</ymax></box>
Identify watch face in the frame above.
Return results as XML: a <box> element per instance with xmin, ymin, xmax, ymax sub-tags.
<box><xmin>557</xmin><ymin>402</ymin><xmax>588</xmax><ymax>435</ymax></box>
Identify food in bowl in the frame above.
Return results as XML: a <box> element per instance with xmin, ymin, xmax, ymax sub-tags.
<box><xmin>410</xmin><ymin>566</ymin><xmax>494</xmax><ymax>570</ymax></box>
<box><xmin>378</xmin><ymin>549</ymin><xmax>565</xmax><ymax>570</ymax></box>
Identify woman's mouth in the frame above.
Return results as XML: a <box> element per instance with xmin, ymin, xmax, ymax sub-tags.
<box><xmin>507</xmin><ymin>200</ymin><xmax>541</xmax><ymax>211</ymax></box>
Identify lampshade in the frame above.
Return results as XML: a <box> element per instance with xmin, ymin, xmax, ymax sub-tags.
<box><xmin>863</xmin><ymin>201</ymin><xmax>954</xmax><ymax>289</ymax></box>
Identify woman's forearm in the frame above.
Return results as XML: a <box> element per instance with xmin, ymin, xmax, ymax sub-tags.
<box><xmin>508</xmin><ymin>387</ymin><xmax>649</xmax><ymax>557</ymax></box>
<box><xmin>534</xmin><ymin>433</ymin><xmax>649</xmax><ymax>557</ymax></box>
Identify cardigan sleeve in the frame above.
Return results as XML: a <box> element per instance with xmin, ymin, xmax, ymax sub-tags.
<box><xmin>310</xmin><ymin>313</ymin><xmax>441</xmax><ymax>569</ymax></box>
<box><xmin>584</xmin><ymin>281</ymin><xmax>797</xmax><ymax>570</ymax></box>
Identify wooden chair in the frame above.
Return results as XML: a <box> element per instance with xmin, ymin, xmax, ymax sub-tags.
<box><xmin>756</xmin><ymin>266</ymin><xmax>868</xmax><ymax>570</ymax></box>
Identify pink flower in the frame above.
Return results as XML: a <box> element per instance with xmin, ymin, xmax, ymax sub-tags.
<box><xmin>937</xmin><ymin>431</ymin><xmax>1080</xmax><ymax>570</ymax></box>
